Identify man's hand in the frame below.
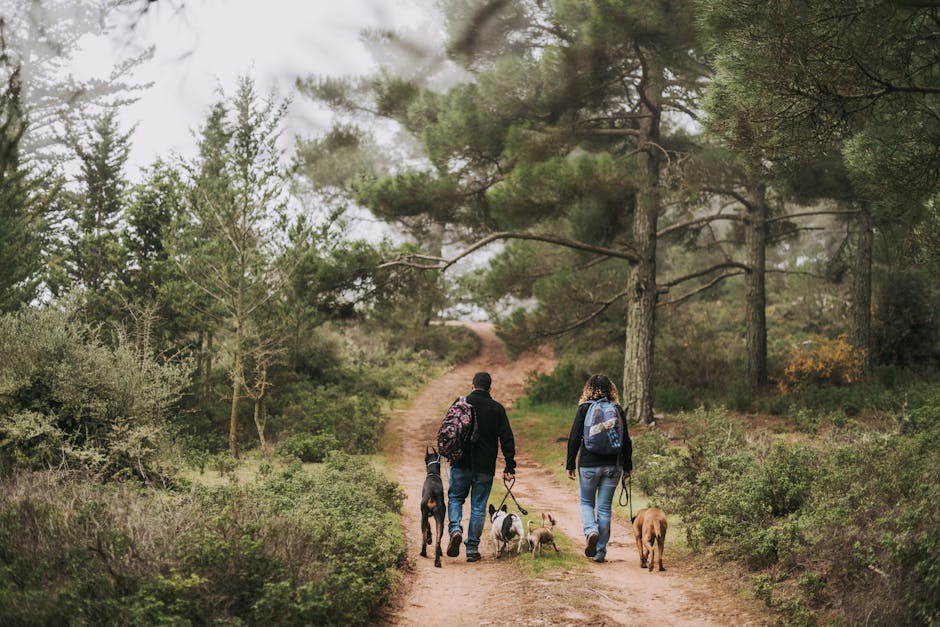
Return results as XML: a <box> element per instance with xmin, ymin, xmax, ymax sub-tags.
<box><xmin>566</xmin><ymin>469</ymin><xmax>576</xmax><ymax>480</ymax></box>
<box><xmin>503</xmin><ymin>472</ymin><xmax>515</xmax><ymax>483</ymax></box>
<box><xmin>622</xmin><ymin>472</ymin><xmax>631</xmax><ymax>486</ymax></box>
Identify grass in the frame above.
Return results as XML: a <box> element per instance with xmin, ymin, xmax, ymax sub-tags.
<box><xmin>515</xmin><ymin>524</ymin><xmax>586</xmax><ymax>576</ymax></box>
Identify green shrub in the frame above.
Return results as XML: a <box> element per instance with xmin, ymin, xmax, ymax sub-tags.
<box><xmin>654</xmin><ymin>383</ymin><xmax>698</xmax><ymax>413</ymax></box>
<box><xmin>277</xmin><ymin>432</ymin><xmax>339</xmax><ymax>462</ymax></box>
<box><xmin>525</xmin><ymin>362</ymin><xmax>586</xmax><ymax>405</ymax></box>
<box><xmin>0</xmin><ymin>306</ymin><xmax>190</xmax><ymax>480</ymax></box>
<box><xmin>0</xmin><ymin>453</ymin><xmax>406</xmax><ymax>626</ymax></box>
<box><xmin>640</xmin><ymin>407</ymin><xmax>940</xmax><ymax>625</ymax></box>
<box><xmin>873</xmin><ymin>269</ymin><xmax>940</xmax><ymax>366</ymax></box>
<box><xmin>725</xmin><ymin>382</ymin><xmax>755</xmax><ymax>412</ymax></box>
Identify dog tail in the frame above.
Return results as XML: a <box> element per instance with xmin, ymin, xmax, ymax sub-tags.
<box><xmin>527</xmin><ymin>519</ymin><xmax>536</xmax><ymax>532</ymax></box>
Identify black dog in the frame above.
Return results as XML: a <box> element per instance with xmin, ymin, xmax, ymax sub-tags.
<box><xmin>421</xmin><ymin>447</ymin><xmax>446</xmax><ymax>567</ymax></box>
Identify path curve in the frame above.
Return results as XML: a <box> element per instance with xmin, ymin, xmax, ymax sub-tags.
<box><xmin>376</xmin><ymin>322</ymin><xmax>767</xmax><ymax>626</ymax></box>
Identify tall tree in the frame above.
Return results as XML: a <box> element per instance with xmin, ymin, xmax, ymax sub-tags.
<box><xmin>0</xmin><ymin>0</ymin><xmax>148</xmax><ymax>163</ymax></box>
<box><xmin>364</xmin><ymin>0</ymin><xmax>709</xmax><ymax>424</ymax></box>
<box><xmin>0</xmin><ymin>51</ymin><xmax>43</xmax><ymax>312</ymax></box>
<box><xmin>698</xmin><ymin>0</ymin><xmax>940</xmax><ymax>368</ymax></box>
<box><xmin>56</xmin><ymin>110</ymin><xmax>131</xmax><ymax>326</ymax></box>
<box><xmin>176</xmin><ymin>77</ymin><xmax>291</xmax><ymax>457</ymax></box>
<box><xmin>121</xmin><ymin>159</ymin><xmax>191</xmax><ymax>352</ymax></box>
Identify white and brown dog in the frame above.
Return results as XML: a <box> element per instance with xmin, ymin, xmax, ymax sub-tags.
<box><xmin>527</xmin><ymin>512</ymin><xmax>559</xmax><ymax>557</ymax></box>
<box><xmin>489</xmin><ymin>503</ymin><xmax>525</xmax><ymax>558</ymax></box>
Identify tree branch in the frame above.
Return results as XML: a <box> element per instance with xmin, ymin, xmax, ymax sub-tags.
<box><xmin>577</xmin><ymin>128</ymin><xmax>641</xmax><ymax>137</ymax></box>
<box><xmin>379</xmin><ymin>231</ymin><xmax>640</xmax><ymax>271</ymax></box>
<box><xmin>767</xmin><ymin>209</ymin><xmax>861</xmax><ymax>223</ymax></box>
<box><xmin>537</xmin><ymin>289</ymin><xmax>631</xmax><ymax>337</ymax></box>
<box><xmin>700</xmin><ymin>186</ymin><xmax>753</xmax><ymax>209</ymax></box>
<box><xmin>657</xmin><ymin>212</ymin><xmax>745</xmax><ymax>237</ymax></box>
<box><xmin>658</xmin><ymin>271</ymin><xmax>745</xmax><ymax>307</ymax></box>
<box><xmin>659</xmin><ymin>261</ymin><xmax>751</xmax><ymax>289</ymax></box>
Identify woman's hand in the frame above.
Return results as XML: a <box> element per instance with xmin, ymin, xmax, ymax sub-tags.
<box><xmin>566</xmin><ymin>469</ymin><xmax>576</xmax><ymax>480</ymax></box>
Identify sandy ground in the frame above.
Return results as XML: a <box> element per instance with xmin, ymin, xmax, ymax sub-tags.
<box><xmin>374</xmin><ymin>322</ymin><xmax>769</xmax><ymax>626</ymax></box>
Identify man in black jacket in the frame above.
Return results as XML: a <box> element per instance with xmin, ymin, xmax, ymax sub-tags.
<box><xmin>446</xmin><ymin>372</ymin><xmax>516</xmax><ymax>562</ymax></box>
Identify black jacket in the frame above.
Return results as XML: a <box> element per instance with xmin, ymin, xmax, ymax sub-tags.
<box><xmin>566</xmin><ymin>401</ymin><xmax>633</xmax><ymax>472</ymax></box>
<box><xmin>452</xmin><ymin>389</ymin><xmax>516</xmax><ymax>476</ymax></box>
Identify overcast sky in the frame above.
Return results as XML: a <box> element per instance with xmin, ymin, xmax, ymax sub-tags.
<box><xmin>71</xmin><ymin>0</ymin><xmax>437</xmax><ymax>172</ymax></box>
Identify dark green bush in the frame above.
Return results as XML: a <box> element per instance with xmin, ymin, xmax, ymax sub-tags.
<box><xmin>873</xmin><ymin>269</ymin><xmax>940</xmax><ymax>366</ymax></box>
<box><xmin>654</xmin><ymin>383</ymin><xmax>698</xmax><ymax>413</ymax></box>
<box><xmin>277</xmin><ymin>432</ymin><xmax>339</xmax><ymax>462</ymax></box>
<box><xmin>644</xmin><ymin>408</ymin><xmax>940</xmax><ymax>625</ymax></box>
<box><xmin>525</xmin><ymin>361</ymin><xmax>586</xmax><ymax>404</ymax></box>
<box><xmin>0</xmin><ymin>453</ymin><xmax>406</xmax><ymax>626</ymax></box>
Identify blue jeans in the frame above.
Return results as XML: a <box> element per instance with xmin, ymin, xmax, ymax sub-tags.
<box><xmin>448</xmin><ymin>465</ymin><xmax>494</xmax><ymax>554</ymax></box>
<box><xmin>578</xmin><ymin>465</ymin><xmax>622</xmax><ymax>558</ymax></box>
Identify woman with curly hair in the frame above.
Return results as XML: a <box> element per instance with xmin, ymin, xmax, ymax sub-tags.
<box><xmin>566</xmin><ymin>374</ymin><xmax>633</xmax><ymax>563</ymax></box>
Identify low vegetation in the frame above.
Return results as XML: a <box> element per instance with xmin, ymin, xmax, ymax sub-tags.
<box><xmin>0</xmin><ymin>454</ymin><xmax>404</xmax><ymax>626</ymax></box>
<box><xmin>520</xmin><ymin>364</ymin><xmax>940</xmax><ymax>625</ymax></box>
<box><xmin>0</xmin><ymin>305</ymin><xmax>475</xmax><ymax>626</ymax></box>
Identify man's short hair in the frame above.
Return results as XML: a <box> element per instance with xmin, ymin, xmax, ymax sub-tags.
<box><xmin>472</xmin><ymin>372</ymin><xmax>492</xmax><ymax>391</ymax></box>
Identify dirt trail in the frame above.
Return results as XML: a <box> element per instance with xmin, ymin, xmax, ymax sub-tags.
<box><xmin>377</xmin><ymin>323</ymin><xmax>767</xmax><ymax>626</ymax></box>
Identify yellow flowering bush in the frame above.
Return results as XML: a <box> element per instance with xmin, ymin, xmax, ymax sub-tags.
<box><xmin>780</xmin><ymin>335</ymin><xmax>866</xmax><ymax>393</ymax></box>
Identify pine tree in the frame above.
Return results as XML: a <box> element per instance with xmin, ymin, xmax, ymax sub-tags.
<box><xmin>0</xmin><ymin>58</ymin><xmax>43</xmax><ymax>312</ymax></box>
<box><xmin>59</xmin><ymin>110</ymin><xmax>131</xmax><ymax>326</ymax></box>
<box><xmin>316</xmin><ymin>0</ymin><xmax>709</xmax><ymax>424</ymax></box>
<box><xmin>175</xmin><ymin>77</ymin><xmax>291</xmax><ymax>457</ymax></box>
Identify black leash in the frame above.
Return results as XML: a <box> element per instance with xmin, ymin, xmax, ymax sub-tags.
<box><xmin>618</xmin><ymin>473</ymin><xmax>633</xmax><ymax>519</ymax></box>
<box><xmin>496</xmin><ymin>477</ymin><xmax>528</xmax><ymax>515</ymax></box>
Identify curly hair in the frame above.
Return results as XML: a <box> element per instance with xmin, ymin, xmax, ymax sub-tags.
<box><xmin>578</xmin><ymin>374</ymin><xmax>619</xmax><ymax>404</ymax></box>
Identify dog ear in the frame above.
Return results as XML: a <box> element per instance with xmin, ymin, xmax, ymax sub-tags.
<box><xmin>489</xmin><ymin>503</ymin><xmax>495</xmax><ymax>515</ymax></box>
<box><xmin>426</xmin><ymin>445</ymin><xmax>430</xmax><ymax>456</ymax></box>
<box><xmin>500</xmin><ymin>504</ymin><xmax>507</xmax><ymax>513</ymax></box>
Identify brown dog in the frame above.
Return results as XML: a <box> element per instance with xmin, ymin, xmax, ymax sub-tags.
<box><xmin>632</xmin><ymin>508</ymin><xmax>667</xmax><ymax>572</ymax></box>
<box><xmin>527</xmin><ymin>512</ymin><xmax>559</xmax><ymax>557</ymax></box>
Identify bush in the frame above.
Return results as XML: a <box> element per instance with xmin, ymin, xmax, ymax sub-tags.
<box><xmin>525</xmin><ymin>362</ymin><xmax>586</xmax><ymax>405</ymax></box>
<box><xmin>0</xmin><ymin>453</ymin><xmax>406</xmax><ymax>626</ymax></box>
<box><xmin>654</xmin><ymin>383</ymin><xmax>698</xmax><ymax>413</ymax></box>
<box><xmin>640</xmin><ymin>407</ymin><xmax>940</xmax><ymax>625</ymax></box>
<box><xmin>780</xmin><ymin>334</ymin><xmax>866</xmax><ymax>393</ymax></box>
<box><xmin>0</xmin><ymin>306</ymin><xmax>190</xmax><ymax>480</ymax></box>
<box><xmin>277</xmin><ymin>432</ymin><xmax>339</xmax><ymax>462</ymax></box>
<box><xmin>873</xmin><ymin>269</ymin><xmax>940</xmax><ymax>366</ymax></box>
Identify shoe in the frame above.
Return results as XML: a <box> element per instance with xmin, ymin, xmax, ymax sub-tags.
<box><xmin>446</xmin><ymin>532</ymin><xmax>462</xmax><ymax>557</ymax></box>
<box><xmin>585</xmin><ymin>532</ymin><xmax>599</xmax><ymax>558</ymax></box>
<box><xmin>466</xmin><ymin>552</ymin><xmax>481</xmax><ymax>563</ymax></box>
<box><xmin>594</xmin><ymin>554</ymin><xmax>607</xmax><ymax>563</ymax></box>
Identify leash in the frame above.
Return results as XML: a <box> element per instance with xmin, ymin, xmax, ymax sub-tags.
<box><xmin>496</xmin><ymin>477</ymin><xmax>528</xmax><ymax>515</ymax></box>
<box><xmin>618</xmin><ymin>473</ymin><xmax>633</xmax><ymax>519</ymax></box>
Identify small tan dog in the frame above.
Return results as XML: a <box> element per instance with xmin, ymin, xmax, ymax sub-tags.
<box><xmin>527</xmin><ymin>512</ymin><xmax>559</xmax><ymax>557</ymax></box>
<box><xmin>632</xmin><ymin>508</ymin><xmax>667</xmax><ymax>572</ymax></box>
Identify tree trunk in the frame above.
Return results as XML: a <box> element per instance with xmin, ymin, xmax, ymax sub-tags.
<box><xmin>851</xmin><ymin>203</ymin><xmax>873</xmax><ymax>377</ymax></box>
<box><xmin>253</xmin><ymin>368</ymin><xmax>269</xmax><ymax>452</ymax></box>
<box><xmin>229</xmin><ymin>325</ymin><xmax>241</xmax><ymax>458</ymax></box>
<box><xmin>425</xmin><ymin>220</ymin><xmax>446</xmax><ymax>325</ymax></box>
<box><xmin>744</xmin><ymin>182</ymin><xmax>768</xmax><ymax>389</ymax></box>
<box><xmin>203</xmin><ymin>331</ymin><xmax>214</xmax><ymax>402</ymax></box>
<box><xmin>253</xmin><ymin>396</ymin><xmax>267</xmax><ymax>452</ymax></box>
<box><xmin>622</xmin><ymin>59</ymin><xmax>662</xmax><ymax>426</ymax></box>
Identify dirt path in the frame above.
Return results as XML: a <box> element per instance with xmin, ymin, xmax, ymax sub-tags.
<box><xmin>377</xmin><ymin>323</ymin><xmax>768</xmax><ymax>626</ymax></box>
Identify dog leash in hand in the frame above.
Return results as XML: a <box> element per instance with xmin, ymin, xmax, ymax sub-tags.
<box><xmin>618</xmin><ymin>473</ymin><xmax>633</xmax><ymax>519</ymax></box>
<box><xmin>496</xmin><ymin>477</ymin><xmax>528</xmax><ymax>515</ymax></box>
